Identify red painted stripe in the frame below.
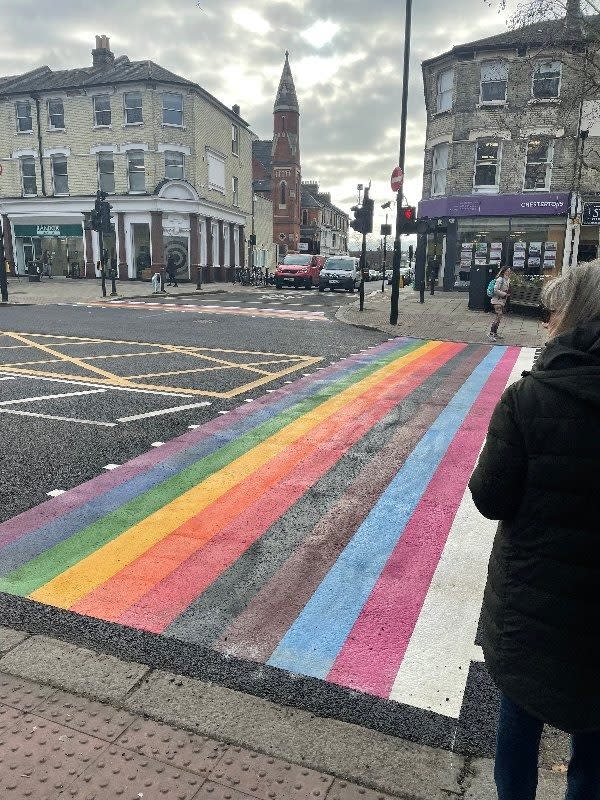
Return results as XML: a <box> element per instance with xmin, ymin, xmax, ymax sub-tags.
<box><xmin>325</xmin><ymin>347</ymin><xmax>520</xmax><ymax>698</ymax></box>
<box><xmin>214</xmin><ymin>345</ymin><xmax>488</xmax><ymax>662</ymax></box>
<box><xmin>115</xmin><ymin>343</ymin><xmax>463</xmax><ymax>633</ymax></box>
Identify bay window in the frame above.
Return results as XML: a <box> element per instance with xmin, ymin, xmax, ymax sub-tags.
<box><xmin>473</xmin><ymin>138</ymin><xmax>501</xmax><ymax>191</ymax></box>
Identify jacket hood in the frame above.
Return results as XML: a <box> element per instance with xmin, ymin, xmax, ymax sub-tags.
<box><xmin>530</xmin><ymin>317</ymin><xmax>600</xmax><ymax>410</ymax></box>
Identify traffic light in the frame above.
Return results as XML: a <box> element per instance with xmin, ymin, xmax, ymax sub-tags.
<box><xmin>350</xmin><ymin>199</ymin><xmax>374</xmax><ymax>235</ymax></box>
<box><xmin>399</xmin><ymin>206</ymin><xmax>417</xmax><ymax>233</ymax></box>
<box><xmin>350</xmin><ymin>205</ymin><xmax>363</xmax><ymax>233</ymax></box>
<box><xmin>100</xmin><ymin>200</ymin><xmax>112</xmax><ymax>233</ymax></box>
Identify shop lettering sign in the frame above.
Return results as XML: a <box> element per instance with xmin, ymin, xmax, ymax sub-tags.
<box><xmin>419</xmin><ymin>193</ymin><xmax>570</xmax><ymax>220</ymax></box>
<box><xmin>582</xmin><ymin>202</ymin><xmax>600</xmax><ymax>225</ymax></box>
<box><xmin>14</xmin><ymin>224</ymin><xmax>83</xmax><ymax>238</ymax></box>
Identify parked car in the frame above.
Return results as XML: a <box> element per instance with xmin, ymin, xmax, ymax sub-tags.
<box><xmin>368</xmin><ymin>269</ymin><xmax>383</xmax><ymax>281</ymax></box>
<box><xmin>319</xmin><ymin>256</ymin><xmax>361</xmax><ymax>293</ymax></box>
<box><xmin>274</xmin><ymin>254</ymin><xmax>326</xmax><ymax>289</ymax></box>
<box><xmin>386</xmin><ymin>267</ymin><xmax>414</xmax><ymax>285</ymax></box>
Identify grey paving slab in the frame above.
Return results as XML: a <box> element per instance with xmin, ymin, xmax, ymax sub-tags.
<box><xmin>124</xmin><ymin>671</ymin><xmax>464</xmax><ymax>800</ymax></box>
<box><xmin>0</xmin><ymin>625</ymin><xmax>29</xmax><ymax>654</ymax></box>
<box><xmin>0</xmin><ymin>635</ymin><xmax>149</xmax><ymax>704</ymax></box>
<box><xmin>466</xmin><ymin>758</ymin><xmax>566</xmax><ymax>800</ymax></box>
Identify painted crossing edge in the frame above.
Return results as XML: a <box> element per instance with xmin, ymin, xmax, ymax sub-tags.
<box><xmin>0</xmin><ymin>337</ymin><xmax>409</xmax><ymax>546</ymax></box>
<box><xmin>267</xmin><ymin>346</ymin><xmax>508</xmax><ymax>679</ymax></box>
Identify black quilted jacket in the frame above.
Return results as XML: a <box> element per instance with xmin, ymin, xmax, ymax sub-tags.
<box><xmin>469</xmin><ymin>318</ymin><xmax>600</xmax><ymax>732</ymax></box>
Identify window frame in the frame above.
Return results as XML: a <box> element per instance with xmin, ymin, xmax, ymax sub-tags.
<box><xmin>523</xmin><ymin>136</ymin><xmax>554</xmax><ymax>191</ymax></box>
<box><xmin>164</xmin><ymin>150</ymin><xmax>185</xmax><ymax>180</ymax></box>
<box><xmin>51</xmin><ymin>153</ymin><xmax>69</xmax><ymax>195</ymax></box>
<box><xmin>232</xmin><ymin>175</ymin><xmax>239</xmax><ymax>207</ymax></box>
<box><xmin>279</xmin><ymin>181</ymin><xmax>287</xmax><ymax>207</ymax></box>
<box><xmin>479</xmin><ymin>60</ymin><xmax>508</xmax><ymax>104</ymax></box>
<box><xmin>232</xmin><ymin>124</ymin><xmax>239</xmax><ymax>156</ymax></box>
<box><xmin>206</xmin><ymin>149</ymin><xmax>226</xmax><ymax>193</ymax></box>
<box><xmin>162</xmin><ymin>92</ymin><xmax>183</xmax><ymax>126</ymax></box>
<box><xmin>20</xmin><ymin>155</ymin><xmax>37</xmax><ymax>196</ymax></box>
<box><xmin>47</xmin><ymin>98</ymin><xmax>65</xmax><ymax>130</ymax></box>
<box><xmin>436</xmin><ymin>68</ymin><xmax>454</xmax><ymax>113</ymax></box>
<box><xmin>127</xmin><ymin>149</ymin><xmax>146</xmax><ymax>193</ymax></box>
<box><xmin>124</xmin><ymin>91</ymin><xmax>143</xmax><ymax>125</ymax></box>
<box><xmin>97</xmin><ymin>151</ymin><xmax>115</xmax><ymax>194</ymax></box>
<box><xmin>15</xmin><ymin>100</ymin><xmax>33</xmax><ymax>133</ymax></box>
<box><xmin>473</xmin><ymin>138</ymin><xmax>502</xmax><ymax>193</ymax></box>
<box><xmin>93</xmin><ymin>94</ymin><xmax>112</xmax><ymax>127</ymax></box>
<box><xmin>431</xmin><ymin>142</ymin><xmax>450</xmax><ymax>196</ymax></box>
<box><xmin>532</xmin><ymin>61</ymin><xmax>562</xmax><ymax>100</ymax></box>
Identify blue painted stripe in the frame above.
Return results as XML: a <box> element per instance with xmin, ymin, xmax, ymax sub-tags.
<box><xmin>0</xmin><ymin>339</ymin><xmax>413</xmax><ymax>575</ymax></box>
<box><xmin>267</xmin><ymin>346</ymin><xmax>506</xmax><ymax>679</ymax></box>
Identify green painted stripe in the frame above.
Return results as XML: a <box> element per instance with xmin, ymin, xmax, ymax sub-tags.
<box><xmin>0</xmin><ymin>341</ymin><xmax>427</xmax><ymax>597</ymax></box>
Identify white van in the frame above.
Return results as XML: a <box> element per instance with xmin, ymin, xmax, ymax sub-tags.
<box><xmin>319</xmin><ymin>256</ymin><xmax>361</xmax><ymax>293</ymax></box>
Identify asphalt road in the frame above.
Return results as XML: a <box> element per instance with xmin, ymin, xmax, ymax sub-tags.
<box><xmin>0</xmin><ymin>289</ymin><xmax>386</xmax><ymax>520</ymax></box>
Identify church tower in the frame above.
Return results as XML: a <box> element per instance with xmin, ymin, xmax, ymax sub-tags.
<box><xmin>271</xmin><ymin>52</ymin><xmax>301</xmax><ymax>256</ymax></box>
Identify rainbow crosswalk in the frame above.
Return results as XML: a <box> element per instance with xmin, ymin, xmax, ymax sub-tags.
<box><xmin>0</xmin><ymin>337</ymin><xmax>535</xmax><ymax>722</ymax></box>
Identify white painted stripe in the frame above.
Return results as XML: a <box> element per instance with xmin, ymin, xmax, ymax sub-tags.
<box><xmin>0</xmin><ymin>409</ymin><xmax>117</xmax><ymax>427</ymax></box>
<box><xmin>0</xmin><ymin>376</ymin><xmax>16</xmax><ymax>381</ymax></box>
<box><xmin>150</xmin><ymin>441</ymin><xmax>164</xmax><ymax>447</ymax></box>
<box><xmin>103</xmin><ymin>464</ymin><xmax>120</xmax><ymax>470</ymax></box>
<box><xmin>389</xmin><ymin>347</ymin><xmax>536</xmax><ymax>719</ymax></box>
<box><xmin>0</xmin><ymin>372</ymin><xmax>194</xmax><ymax>398</ymax></box>
<box><xmin>0</xmin><ymin>389</ymin><xmax>106</xmax><ymax>406</ymax></box>
<box><xmin>47</xmin><ymin>489</ymin><xmax>66</xmax><ymax>497</ymax></box>
<box><xmin>117</xmin><ymin>401</ymin><xmax>212</xmax><ymax>423</ymax></box>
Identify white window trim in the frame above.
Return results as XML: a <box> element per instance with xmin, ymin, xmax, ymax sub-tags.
<box><xmin>431</xmin><ymin>142</ymin><xmax>449</xmax><ymax>197</ymax></box>
<box><xmin>97</xmin><ymin>151</ymin><xmax>115</xmax><ymax>194</ymax></box>
<box><xmin>472</xmin><ymin>139</ymin><xmax>503</xmax><ymax>194</ymax></box>
<box><xmin>15</xmin><ymin>100</ymin><xmax>33</xmax><ymax>134</ymax></box>
<box><xmin>162</xmin><ymin>92</ymin><xmax>184</xmax><ymax>127</ymax></box>
<box><xmin>120</xmin><ymin>143</ymin><xmax>149</xmax><ymax>152</ymax></box>
<box><xmin>522</xmin><ymin>137</ymin><xmax>554</xmax><ymax>192</ymax></box>
<box><xmin>50</xmin><ymin>153</ymin><xmax>69</xmax><ymax>196</ymax></box>
<box><xmin>90</xmin><ymin>145</ymin><xmax>118</xmax><ymax>155</ymax></box>
<box><xmin>43</xmin><ymin>147</ymin><xmax>71</xmax><ymax>157</ymax></box>
<box><xmin>19</xmin><ymin>155</ymin><xmax>37</xmax><ymax>197</ymax></box>
<box><xmin>435</xmin><ymin>68</ymin><xmax>454</xmax><ymax>114</ymax></box>
<box><xmin>479</xmin><ymin>60</ymin><xmax>508</xmax><ymax>105</ymax></box>
<box><xmin>531</xmin><ymin>60</ymin><xmax>562</xmax><ymax>100</ymax></box>
<box><xmin>164</xmin><ymin>150</ymin><xmax>185</xmax><ymax>181</ymax></box>
<box><xmin>47</xmin><ymin>98</ymin><xmax>65</xmax><ymax>131</ymax></box>
<box><xmin>157</xmin><ymin>143</ymin><xmax>191</xmax><ymax>155</ymax></box>
<box><xmin>12</xmin><ymin>149</ymin><xmax>37</xmax><ymax>159</ymax></box>
<box><xmin>123</xmin><ymin>92</ymin><xmax>143</xmax><ymax>125</ymax></box>
<box><xmin>126</xmin><ymin>149</ymin><xmax>146</xmax><ymax>194</ymax></box>
<box><xmin>92</xmin><ymin>94</ymin><xmax>112</xmax><ymax>128</ymax></box>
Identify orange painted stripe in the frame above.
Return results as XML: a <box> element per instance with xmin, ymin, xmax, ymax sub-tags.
<box><xmin>71</xmin><ymin>342</ymin><xmax>459</xmax><ymax>621</ymax></box>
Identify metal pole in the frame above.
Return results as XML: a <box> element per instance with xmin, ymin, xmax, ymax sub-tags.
<box><xmin>381</xmin><ymin>213</ymin><xmax>388</xmax><ymax>293</ymax></box>
<box><xmin>99</xmin><ymin>229</ymin><xmax>107</xmax><ymax>298</ymax></box>
<box><xmin>359</xmin><ymin>228</ymin><xmax>367</xmax><ymax>311</ymax></box>
<box><xmin>0</xmin><ymin>218</ymin><xmax>8</xmax><ymax>304</ymax></box>
<box><xmin>390</xmin><ymin>0</ymin><xmax>412</xmax><ymax>325</ymax></box>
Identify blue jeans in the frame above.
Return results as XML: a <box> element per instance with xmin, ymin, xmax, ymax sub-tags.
<box><xmin>495</xmin><ymin>694</ymin><xmax>600</xmax><ymax>800</ymax></box>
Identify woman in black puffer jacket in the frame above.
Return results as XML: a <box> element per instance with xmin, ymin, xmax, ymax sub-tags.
<box><xmin>469</xmin><ymin>263</ymin><xmax>600</xmax><ymax>800</ymax></box>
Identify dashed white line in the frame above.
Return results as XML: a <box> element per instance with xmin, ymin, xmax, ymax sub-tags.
<box><xmin>0</xmin><ymin>372</ymin><xmax>195</xmax><ymax>398</ymax></box>
<box><xmin>103</xmin><ymin>464</ymin><xmax>120</xmax><ymax>471</ymax></box>
<box><xmin>0</xmin><ymin>389</ymin><xmax>107</xmax><ymax>406</ymax></box>
<box><xmin>117</xmin><ymin>401</ymin><xmax>212</xmax><ymax>423</ymax></box>
<box><xmin>47</xmin><ymin>489</ymin><xmax>66</xmax><ymax>497</ymax></box>
<box><xmin>0</xmin><ymin>409</ymin><xmax>116</xmax><ymax>427</ymax></box>
<box><xmin>150</xmin><ymin>441</ymin><xmax>164</xmax><ymax>447</ymax></box>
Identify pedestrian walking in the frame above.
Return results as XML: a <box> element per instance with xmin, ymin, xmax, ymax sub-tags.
<box><xmin>166</xmin><ymin>253</ymin><xmax>178</xmax><ymax>287</ymax></box>
<box><xmin>42</xmin><ymin>250</ymin><xmax>53</xmax><ymax>278</ymax></box>
<box><xmin>489</xmin><ymin>266</ymin><xmax>511</xmax><ymax>341</ymax></box>
<box><xmin>469</xmin><ymin>262</ymin><xmax>600</xmax><ymax>800</ymax></box>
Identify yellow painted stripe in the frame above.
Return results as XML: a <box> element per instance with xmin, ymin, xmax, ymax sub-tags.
<box><xmin>29</xmin><ymin>341</ymin><xmax>442</xmax><ymax>609</ymax></box>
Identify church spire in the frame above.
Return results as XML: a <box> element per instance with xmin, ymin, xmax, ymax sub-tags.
<box><xmin>274</xmin><ymin>51</ymin><xmax>299</xmax><ymax>114</ymax></box>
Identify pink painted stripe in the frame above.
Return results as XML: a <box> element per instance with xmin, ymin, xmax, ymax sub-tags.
<box><xmin>326</xmin><ymin>346</ymin><xmax>520</xmax><ymax>698</ymax></box>
<box><xmin>0</xmin><ymin>342</ymin><xmax>400</xmax><ymax>546</ymax></box>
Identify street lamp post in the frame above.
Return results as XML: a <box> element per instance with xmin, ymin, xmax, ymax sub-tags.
<box><xmin>390</xmin><ymin>0</ymin><xmax>412</xmax><ymax>326</ymax></box>
<box><xmin>0</xmin><ymin>218</ymin><xmax>8</xmax><ymax>304</ymax></box>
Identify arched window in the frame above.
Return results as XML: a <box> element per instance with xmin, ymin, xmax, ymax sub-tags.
<box><xmin>302</xmin><ymin>210</ymin><xmax>308</xmax><ymax>225</ymax></box>
<box><xmin>280</xmin><ymin>181</ymin><xmax>286</xmax><ymax>206</ymax></box>
<box><xmin>281</xmin><ymin>116</ymin><xmax>286</xmax><ymax>132</ymax></box>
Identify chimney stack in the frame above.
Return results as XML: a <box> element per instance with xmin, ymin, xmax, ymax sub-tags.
<box><xmin>566</xmin><ymin>0</ymin><xmax>582</xmax><ymax>17</ymax></box>
<box><xmin>232</xmin><ymin>104</ymin><xmax>240</xmax><ymax>116</ymax></box>
<box><xmin>92</xmin><ymin>34</ymin><xmax>115</xmax><ymax>68</ymax></box>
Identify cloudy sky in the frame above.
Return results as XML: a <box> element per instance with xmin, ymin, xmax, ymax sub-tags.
<box><xmin>0</xmin><ymin>0</ymin><xmax>517</xmax><ymax>242</ymax></box>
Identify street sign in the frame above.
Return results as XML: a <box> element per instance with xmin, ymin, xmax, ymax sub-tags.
<box><xmin>582</xmin><ymin>202</ymin><xmax>600</xmax><ymax>225</ymax></box>
<box><xmin>380</xmin><ymin>224</ymin><xmax>392</xmax><ymax>236</ymax></box>
<box><xmin>391</xmin><ymin>167</ymin><xmax>404</xmax><ymax>193</ymax></box>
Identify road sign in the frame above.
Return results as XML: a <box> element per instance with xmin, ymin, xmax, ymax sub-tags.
<box><xmin>391</xmin><ymin>167</ymin><xmax>404</xmax><ymax>193</ymax></box>
<box><xmin>582</xmin><ymin>202</ymin><xmax>600</xmax><ymax>225</ymax></box>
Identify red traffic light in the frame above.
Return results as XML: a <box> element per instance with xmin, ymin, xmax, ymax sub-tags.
<box><xmin>401</xmin><ymin>206</ymin><xmax>416</xmax><ymax>221</ymax></box>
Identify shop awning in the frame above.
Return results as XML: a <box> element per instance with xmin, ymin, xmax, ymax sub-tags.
<box><xmin>14</xmin><ymin>223</ymin><xmax>83</xmax><ymax>237</ymax></box>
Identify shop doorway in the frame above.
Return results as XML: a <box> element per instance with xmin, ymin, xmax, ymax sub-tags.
<box><xmin>578</xmin><ymin>242</ymin><xmax>598</xmax><ymax>263</ymax></box>
<box><xmin>164</xmin><ymin>236</ymin><xmax>189</xmax><ymax>280</ymax></box>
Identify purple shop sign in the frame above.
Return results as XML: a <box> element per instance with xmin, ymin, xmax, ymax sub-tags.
<box><xmin>418</xmin><ymin>192</ymin><xmax>570</xmax><ymax>219</ymax></box>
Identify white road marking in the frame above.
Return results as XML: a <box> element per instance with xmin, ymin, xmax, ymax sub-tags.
<box><xmin>218</xmin><ymin>410</ymin><xmax>230</xmax><ymax>415</ymax></box>
<box><xmin>47</xmin><ymin>489</ymin><xmax>66</xmax><ymax>497</ymax></box>
<box><xmin>150</xmin><ymin>441</ymin><xmax>164</xmax><ymax>447</ymax></box>
<box><xmin>0</xmin><ymin>372</ymin><xmax>195</xmax><ymax>398</ymax></box>
<box><xmin>389</xmin><ymin>347</ymin><xmax>536</xmax><ymax>719</ymax></box>
<box><xmin>244</xmin><ymin>398</ymin><xmax>254</xmax><ymax>403</ymax></box>
<box><xmin>117</xmin><ymin>401</ymin><xmax>212</xmax><ymax>423</ymax></box>
<box><xmin>103</xmin><ymin>464</ymin><xmax>120</xmax><ymax>470</ymax></box>
<box><xmin>0</xmin><ymin>389</ymin><xmax>106</xmax><ymax>406</ymax></box>
<box><xmin>0</xmin><ymin>409</ymin><xmax>116</xmax><ymax>427</ymax></box>
<box><xmin>0</xmin><ymin>376</ymin><xmax>16</xmax><ymax>381</ymax></box>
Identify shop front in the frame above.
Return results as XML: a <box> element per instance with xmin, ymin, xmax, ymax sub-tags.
<box><xmin>580</xmin><ymin>198</ymin><xmax>600</xmax><ymax>263</ymax></box>
<box><xmin>13</xmin><ymin>222</ymin><xmax>85</xmax><ymax>277</ymax></box>
<box><xmin>418</xmin><ymin>192</ymin><xmax>570</xmax><ymax>291</ymax></box>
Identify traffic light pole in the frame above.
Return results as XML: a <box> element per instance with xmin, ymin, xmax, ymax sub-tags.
<box><xmin>99</xmin><ymin>228</ymin><xmax>107</xmax><ymax>298</ymax></box>
<box><xmin>0</xmin><ymin>218</ymin><xmax>8</xmax><ymax>304</ymax></box>
<box><xmin>390</xmin><ymin>0</ymin><xmax>412</xmax><ymax>326</ymax></box>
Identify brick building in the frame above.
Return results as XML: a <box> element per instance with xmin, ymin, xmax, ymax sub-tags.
<box><xmin>0</xmin><ymin>35</ymin><xmax>253</xmax><ymax>282</ymax></box>
<box><xmin>418</xmin><ymin>2</ymin><xmax>600</xmax><ymax>290</ymax></box>
<box><xmin>252</xmin><ymin>54</ymin><xmax>348</xmax><ymax>260</ymax></box>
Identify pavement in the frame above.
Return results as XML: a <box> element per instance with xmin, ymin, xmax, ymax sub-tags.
<box><xmin>0</xmin><ymin>280</ymin><xmax>568</xmax><ymax>799</ymax></box>
<box><xmin>337</xmin><ymin>285</ymin><xmax>548</xmax><ymax>347</ymax></box>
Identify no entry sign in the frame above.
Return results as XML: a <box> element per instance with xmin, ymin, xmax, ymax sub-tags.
<box><xmin>391</xmin><ymin>166</ymin><xmax>404</xmax><ymax>193</ymax></box>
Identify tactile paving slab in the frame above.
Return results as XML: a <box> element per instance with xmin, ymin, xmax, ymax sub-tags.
<box><xmin>328</xmin><ymin>780</ymin><xmax>394</xmax><ymax>800</ymax></box>
<box><xmin>33</xmin><ymin>689</ymin><xmax>138</xmax><ymax>742</ymax></box>
<box><xmin>0</xmin><ymin>702</ymin><xmax>24</xmax><ymax>732</ymax></box>
<box><xmin>0</xmin><ymin>673</ymin><xmax>56</xmax><ymax>713</ymax></box>
<box><xmin>212</xmin><ymin>747</ymin><xmax>334</xmax><ymax>800</ymax></box>
<box><xmin>65</xmin><ymin>744</ymin><xmax>204</xmax><ymax>799</ymax></box>
<box><xmin>195</xmin><ymin>782</ymin><xmax>256</xmax><ymax>800</ymax></box>
<box><xmin>0</xmin><ymin>713</ymin><xmax>108</xmax><ymax>798</ymax></box>
<box><xmin>116</xmin><ymin>717</ymin><xmax>226</xmax><ymax>774</ymax></box>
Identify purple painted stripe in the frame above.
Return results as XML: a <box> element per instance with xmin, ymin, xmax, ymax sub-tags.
<box><xmin>0</xmin><ymin>339</ymin><xmax>406</xmax><ymax>552</ymax></box>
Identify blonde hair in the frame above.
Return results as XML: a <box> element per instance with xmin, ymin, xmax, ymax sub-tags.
<box><xmin>542</xmin><ymin>262</ymin><xmax>600</xmax><ymax>337</ymax></box>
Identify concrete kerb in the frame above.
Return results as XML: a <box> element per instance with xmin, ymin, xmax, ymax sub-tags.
<box><xmin>0</xmin><ymin>627</ymin><xmax>566</xmax><ymax>800</ymax></box>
